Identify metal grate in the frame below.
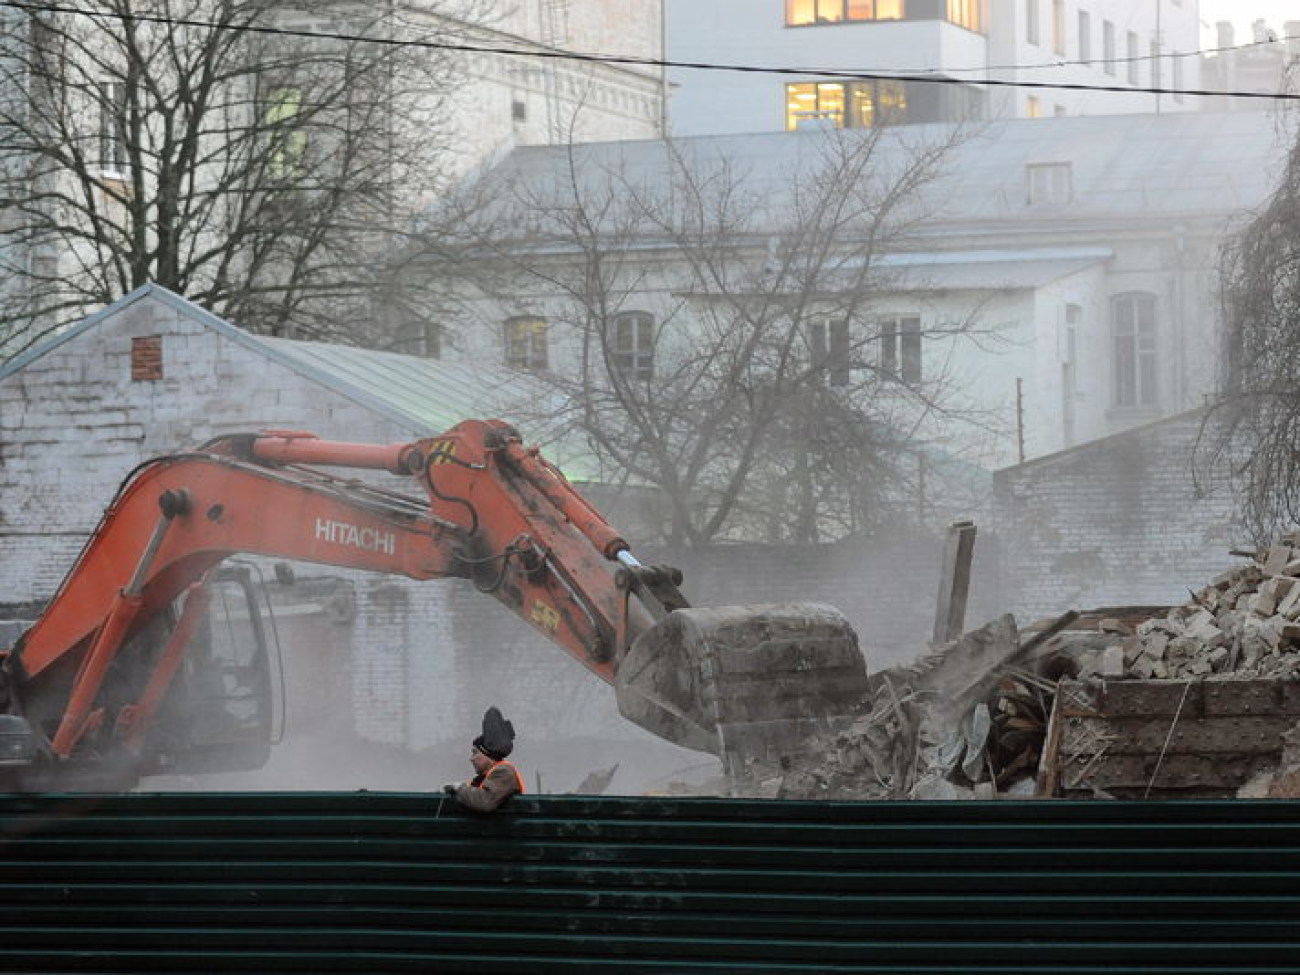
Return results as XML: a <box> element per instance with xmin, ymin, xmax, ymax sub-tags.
<box><xmin>0</xmin><ymin>792</ymin><xmax>1297</xmax><ymax>972</ymax></box>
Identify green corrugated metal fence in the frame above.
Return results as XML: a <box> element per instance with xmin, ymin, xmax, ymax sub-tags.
<box><xmin>0</xmin><ymin>792</ymin><xmax>1298</xmax><ymax>972</ymax></box>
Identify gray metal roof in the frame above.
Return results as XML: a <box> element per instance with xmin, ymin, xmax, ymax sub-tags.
<box><xmin>258</xmin><ymin>333</ymin><xmax>599</xmax><ymax>480</ymax></box>
<box><xmin>478</xmin><ymin>110</ymin><xmax>1287</xmax><ymax>232</ymax></box>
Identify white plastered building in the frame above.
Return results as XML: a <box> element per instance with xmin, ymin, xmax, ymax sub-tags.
<box><xmin>664</xmin><ymin>0</ymin><xmax>1203</xmax><ymax>136</ymax></box>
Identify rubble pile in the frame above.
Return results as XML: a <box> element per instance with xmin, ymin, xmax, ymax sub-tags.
<box><xmin>730</xmin><ymin>534</ymin><xmax>1300</xmax><ymax>802</ymax></box>
<box><xmin>735</xmin><ymin>614</ymin><xmax>1041</xmax><ymax>801</ymax></box>
<box><xmin>1073</xmin><ymin>565</ymin><xmax>1300</xmax><ymax>684</ymax></box>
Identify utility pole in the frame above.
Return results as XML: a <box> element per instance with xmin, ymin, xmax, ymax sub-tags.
<box><xmin>1155</xmin><ymin>0</ymin><xmax>1162</xmax><ymax>114</ymax></box>
<box><xmin>1016</xmin><ymin>377</ymin><xmax>1025</xmax><ymax>464</ymax></box>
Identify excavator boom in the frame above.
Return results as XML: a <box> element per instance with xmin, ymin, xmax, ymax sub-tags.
<box><xmin>0</xmin><ymin>419</ymin><xmax>867</xmax><ymax>789</ymax></box>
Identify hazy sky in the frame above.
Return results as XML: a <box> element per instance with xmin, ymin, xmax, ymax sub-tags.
<box><xmin>1199</xmin><ymin>1</ymin><xmax>1299</xmax><ymax>46</ymax></box>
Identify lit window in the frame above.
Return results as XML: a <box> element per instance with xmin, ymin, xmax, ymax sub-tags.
<box><xmin>612</xmin><ymin>311</ymin><xmax>654</xmax><ymax>381</ymax></box>
<box><xmin>504</xmin><ymin>316</ymin><xmax>548</xmax><ymax>371</ymax></box>
<box><xmin>1026</xmin><ymin>95</ymin><xmax>1042</xmax><ymax>118</ymax></box>
<box><xmin>879</xmin><ymin>315</ymin><xmax>921</xmax><ymax>384</ymax></box>
<box><xmin>809</xmin><ymin>317</ymin><xmax>851</xmax><ymax>386</ymax></box>
<box><xmin>786</xmin><ymin>0</ymin><xmax>903</xmax><ymax>26</ymax></box>
<box><xmin>1026</xmin><ymin>162</ymin><xmax>1072</xmax><ymax>204</ymax></box>
<box><xmin>99</xmin><ymin>80</ymin><xmax>127</xmax><ymax>175</ymax></box>
<box><xmin>1025</xmin><ymin>0</ymin><xmax>1040</xmax><ymax>44</ymax></box>
<box><xmin>1102</xmin><ymin>20</ymin><xmax>1116</xmax><ymax>74</ymax></box>
<box><xmin>946</xmin><ymin>0</ymin><xmax>983</xmax><ymax>32</ymax></box>
<box><xmin>786</xmin><ymin>80</ymin><xmax>906</xmax><ymax>130</ymax></box>
<box><xmin>1111</xmin><ymin>293</ymin><xmax>1157</xmax><ymax>407</ymax></box>
<box><xmin>264</xmin><ymin>86</ymin><xmax>306</xmax><ymax>181</ymax></box>
<box><xmin>1051</xmin><ymin>0</ymin><xmax>1065</xmax><ymax>55</ymax></box>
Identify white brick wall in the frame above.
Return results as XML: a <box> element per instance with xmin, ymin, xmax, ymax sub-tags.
<box><xmin>991</xmin><ymin>410</ymin><xmax>1244</xmax><ymax>622</ymax></box>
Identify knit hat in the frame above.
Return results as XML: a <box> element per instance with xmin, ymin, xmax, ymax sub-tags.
<box><xmin>473</xmin><ymin>706</ymin><xmax>515</xmax><ymax>760</ymax></box>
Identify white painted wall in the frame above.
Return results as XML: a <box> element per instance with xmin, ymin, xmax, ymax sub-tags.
<box><xmin>665</xmin><ymin>0</ymin><xmax>1204</xmax><ymax>136</ymax></box>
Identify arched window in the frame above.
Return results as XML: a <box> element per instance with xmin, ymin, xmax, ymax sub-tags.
<box><xmin>1111</xmin><ymin>292</ymin><xmax>1157</xmax><ymax>407</ymax></box>
<box><xmin>612</xmin><ymin>311</ymin><xmax>654</xmax><ymax>381</ymax></box>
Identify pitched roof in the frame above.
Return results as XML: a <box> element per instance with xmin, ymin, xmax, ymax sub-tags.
<box><xmin>0</xmin><ymin>284</ymin><xmax>599</xmax><ymax>480</ymax></box>
<box><xmin>477</xmin><ymin>110</ymin><xmax>1286</xmax><ymax>236</ymax></box>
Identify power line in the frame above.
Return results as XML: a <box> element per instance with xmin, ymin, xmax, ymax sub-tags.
<box><xmin>2</xmin><ymin>0</ymin><xmax>1298</xmax><ymax>102</ymax></box>
<box><xmin>926</xmin><ymin>32</ymin><xmax>1300</xmax><ymax>76</ymax></box>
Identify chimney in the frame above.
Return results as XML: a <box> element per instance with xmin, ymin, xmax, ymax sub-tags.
<box><xmin>1286</xmin><ymin>21</ymin><xmax>1300</xmax><ymax>63</ymax></box>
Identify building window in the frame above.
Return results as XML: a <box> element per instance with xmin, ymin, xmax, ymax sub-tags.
<box><xmin>1026</xmin><ymin>162</ymin><xmax>1072</xmax><ymax>204</ymax></box>
<box><xmin>786</xmin><ymin>79</ymin><xmax>906</xmax><ymax>130</ymax></box>
<box><xmin>946</xmin><ymin>0</ymin><xmax>983</xmax><ymax>32</ymax></box>
<box><xmin>1150</xmin><ymin>40</ymin><xmax>1161</xmax><ymax>88</ymax></box>
<box><xmin>809</xmin><ymin>317</ymin><xmax>851</xmax><ymax>386</ymax></box>
<box><xmin>1172</xmin><ymin>51</ymin><xmax>1183</xmax><ymax>102</ymax></box>
<box><xmin>1025</xmin><ymin>0</ymin><xmax>1040</xmax><ymax>44</ymax></box>
<box><xmin>879</xmin><ymin>315</ymin><xmax>921</xmax><ymax>384</ymax></box>
<box><xmin>1026</xmin><ymin>95</ymin><xmax>1042</xmax><ymax>118</ymax></box>
<box><xmin>396</xmin><ymin>321</ymin><xmax>441</xmax><ymax>359</ymax></box>
<box><xmin>1078</xmin><ymin>10</ymin><xmax>1091</xmax><ymax>62</ymax></box>
<box><xmin>1051</xmin><ymin>0</ymin><xmax>1066</xmax><ymax>55</ymax></box>
<box><xmin>1102</xmin><ymin>20</ymin><xmax>1116</xmax><ymax>74</ymax></box>
<box><xmin>504</xmin><ymin>315</ymin><xmax>548</xmax><ymax>371</ymax></box>
<box><xmin>1111</xmin><ymin>293</ymin><xmax>1157</xmax><ymax>408</ymax></box>
<box><xmin>99</xmin><ymin>80</ymin><xmax>127</xmax><ymax>175</ymax></box>
<box><xmin>264</xmin><ymin>86</ymin><xmax>306</xmax><ymax>182</ymax></box>
<box><xmin>1126</xmin><ymin>31</ymin><xmax>1139</xmax><ymax>84</ymax></box>
<box><xmin>786</xmin><ymin>0</ymin><xmax>904</xmax><ymax>26</ymax></box>
<box><xmin>611</xmin><ymin>311</ymin><xmax>654</xmax><ymax>381</ymax></box>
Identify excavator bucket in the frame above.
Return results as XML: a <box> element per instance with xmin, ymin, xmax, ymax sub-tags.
<box><xmin>614</xmin><ymin>602</ymin><xmax>868</xmax><ymax>765</ymax></box>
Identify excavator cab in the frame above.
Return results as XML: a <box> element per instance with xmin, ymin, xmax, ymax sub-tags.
<box><xmin>145</xmin><ymin>567</ymin><xmax>277</xmax><ymax>777</ymax></box>
<box><xmin>0</xmin><ymin>568</ymin><xmax>276</xmax><ymax>791</ymax></box>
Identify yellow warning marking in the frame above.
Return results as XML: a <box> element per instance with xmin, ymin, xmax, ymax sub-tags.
<box><xmin>428</xmin><ymin>439</ymin><xmax>457</xmax><ymax>465</ymax></box>
<box><xmin>531</xmin><ymin>600</ymin><xmax>561</xmax><ymax>633</ymax></box>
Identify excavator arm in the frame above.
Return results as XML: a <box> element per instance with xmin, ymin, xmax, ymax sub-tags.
<box><xmin>1</xmin><ymin>419</ymin><xmax>866</xmax><ymax>789</ymax></box>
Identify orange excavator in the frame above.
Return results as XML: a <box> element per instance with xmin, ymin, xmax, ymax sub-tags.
<box><xmin>0</xmin><ymin>419</ymin><xmax>867</xmax><ymax>791</ymax></box>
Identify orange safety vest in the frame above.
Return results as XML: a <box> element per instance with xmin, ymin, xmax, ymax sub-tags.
<box><xmin>475</xmin><ymin>759</ymin><xmax>526</xmax><ymax>795</ymax></box>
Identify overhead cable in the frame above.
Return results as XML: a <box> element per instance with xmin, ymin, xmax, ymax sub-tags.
<box><xmin>1</xmin><ymin>1</ymin><xmax>1297</xmax><ymax>102</ymax></box>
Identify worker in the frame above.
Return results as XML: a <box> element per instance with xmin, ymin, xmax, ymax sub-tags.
<box><xmin>443</xmin><ymin>706</ymin><xmax>525</xmax><ymax>813</ymax></box>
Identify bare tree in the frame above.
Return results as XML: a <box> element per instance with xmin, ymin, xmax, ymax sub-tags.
<box><xmin>1204</xmin><ymin>120</ymin><xmax>1300</xmax><ymax>543</ymax></box>
<box><xmin>0</xmin><ymin>0</ymin><xmax>484</xmax><ymax>360</ymax></box>
<box><xmin>437</xmin><ymin>125</ymin><xmax>1003</xmax><ymax>546</ymax></box>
